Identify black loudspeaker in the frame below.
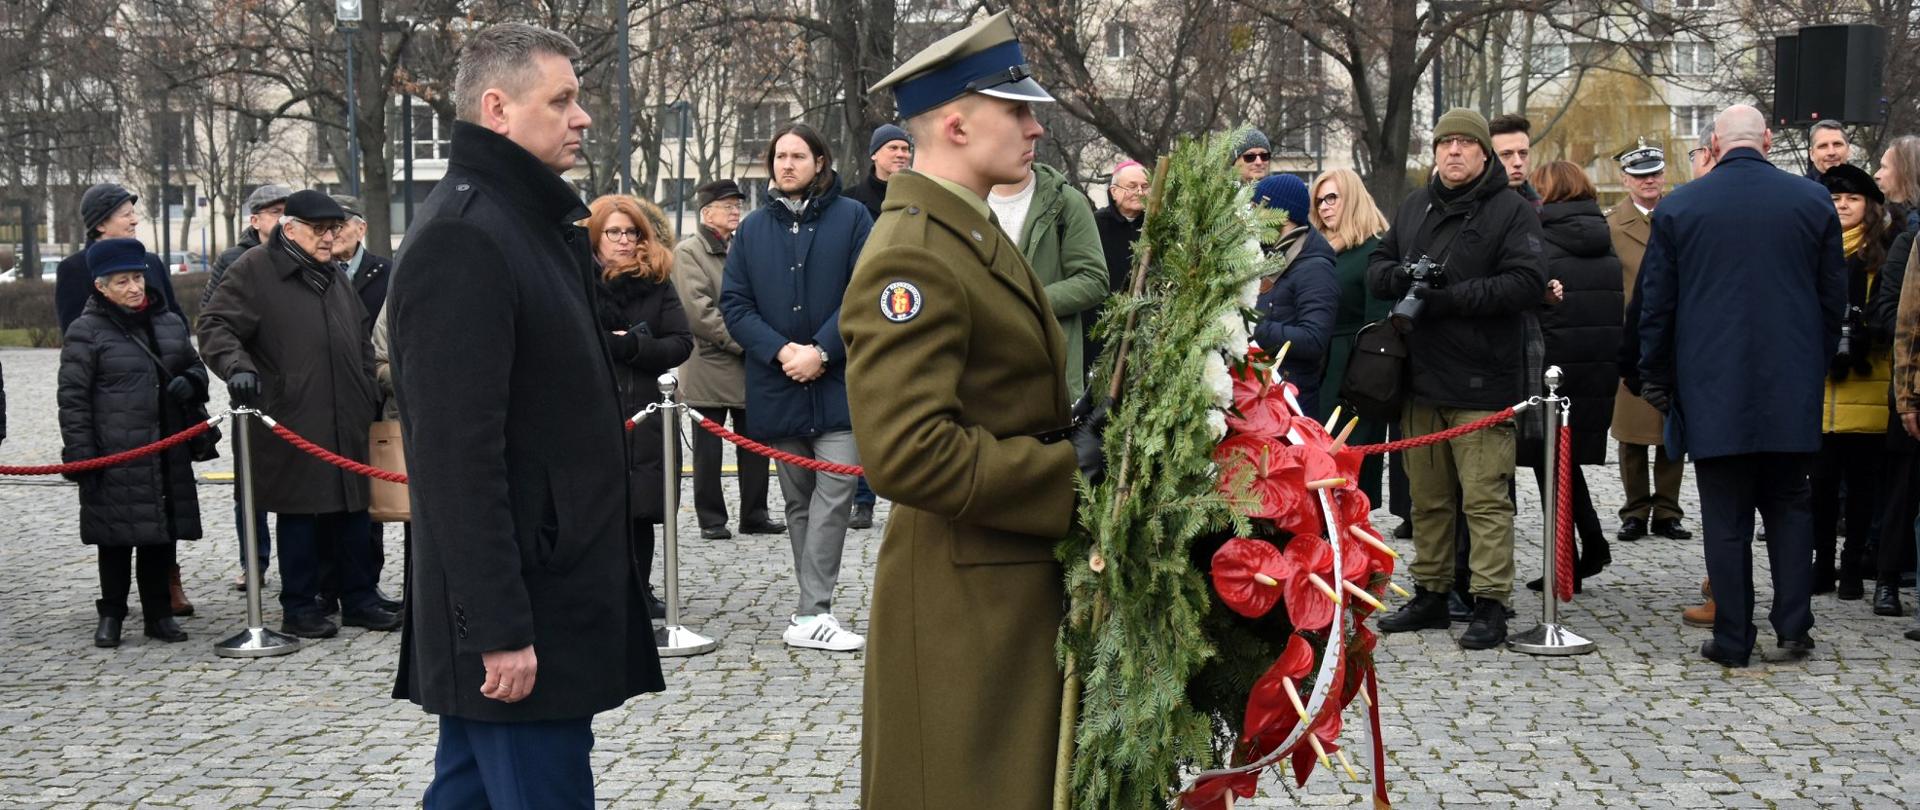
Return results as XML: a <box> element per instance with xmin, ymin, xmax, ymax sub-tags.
<box><xmin>1779</xmin><ymin>24</ymin><xmax>1886</xmax><ymax>125</ymax></box>
<box><xmin>1773</xmin><ymin>35</ymin><xmax>1799</xmax><ymax>125</ymax></box>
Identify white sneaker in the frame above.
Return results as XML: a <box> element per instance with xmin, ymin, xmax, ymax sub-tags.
<box><xmin>784</xmin><ymin>614</ymin><xmax>865</xmax><ymax>652</ymax></box>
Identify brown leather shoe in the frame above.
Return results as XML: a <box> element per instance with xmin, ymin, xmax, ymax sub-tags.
<box><xmin>1700</xmin><ymin>578</ymin><xmax>1711</xmax><ymax>599</ymax></box>
<box><xmin>1682</xmin><ymin>598</ymin><xmax>1715</xmax><ymax>628</ymax></box>
<box><xmin>169</xmin><ymin>565</ymin><xmax>194</xmax><ymax>617</ymax></box>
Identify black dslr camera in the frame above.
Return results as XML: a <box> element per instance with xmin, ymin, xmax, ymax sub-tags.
<box><xmin>1388</xmin><ymin>255</ymin><xmax>1446</xmax><ymax>334</ymax></box>
<box><xmin>1831</xmin><ymin>305</ymin><xmax>1870</xmax><ymax>380</ymax></box>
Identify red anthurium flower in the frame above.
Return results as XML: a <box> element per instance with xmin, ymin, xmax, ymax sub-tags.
<box><xmin>1282</xmin><ymin>536</ymin><xmax>1338</xmax><ymax>631</ymax></box>
<box><xmin>1227</xmin><ymin>374</ymin><xmax>1292</xmax><ymax>438</ymax></box>
<box><xmin>1339</xmin><ymin>534</ymin><xmax>1375</xmax><ymax>585</ymax></box>
<box><xmin>1284</xmin><ymin>534</ymin><xmax>1333</xmax><ymax>576</ymax></box>
<box><xmin>1331</xmin><ymin>489</ymin><xmax>1374</xmax><ymax>536</ymax></box>
<box><xmin>1211</xmin><ymin>538</ymin><xmax>1295</xmax><ymax>618</ymax></box>
<box><xmin>1288</xmin><ymin>695</ymin><xmax>1346</xmax><ymax>788</ymax></box>
<box><xmin>1214</xmin><ymin>434</ymin><xmax>1310</xmax><ymax>522</ymax></box>
<box><xmin>1179</xmin><ymin>771</ymin><xmax>1260</xmax><ymax>810</ymax></box>
<box><xmin>1331</xmin><ymin>447</ymin><xmax>1365</xmax><ymax>484</ymax></box>
<box><xmin>1242</xmin><ymin>634</ymin><xmax>1316</xmax><ymax>746</ymax></box>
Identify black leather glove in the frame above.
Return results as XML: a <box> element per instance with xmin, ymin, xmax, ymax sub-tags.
<box><xmin>607</xmin><ymin>331</ymin><xmax>641</xmax><ymax>363</ymax></box>
<box><xmin>1070</xmin><ymin>399</ymin><xmax>1109</xmax><ymax>486</ymax></box>
<box><xmin>1641</xmin><ymin>382</ymin><xmax>1672</xmax><ymax>414</ymax></box>
<box><xmin>166</xmin><ymin>375</ymin><xmax>197</xmax><ymax>404</ymax></box>
<box><xmin>227</xmin><ymin>371</ymin><xmax>260</xmax><ymax>407</ymax></box>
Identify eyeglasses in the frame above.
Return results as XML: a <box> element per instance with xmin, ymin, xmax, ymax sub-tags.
<box><xmin>1687</xmin><ymin>147</ymin><xmax>1709</xmax><ymax>162</ymax></box>
<box><xmin>602</xmin><ymin>228</ymin><xmax>645</xmax><ymax>242</ymax></box>
<box><xmin>704</xmin><ymin>201</ymin><xmax>743</xmax><ymax>213</ymax></box>
<box><xmin>284</xmin><ymin>217</ymin><xmax>346</xmax><ymax>236</ymax></box>
<box><xmin>1314</xmin><ymin>192</ymin><xmax>1340</xmax><ymax>208</ymax></box>
<box><xmin>1113</xmin><ymin>183</ymin><xmax>1150</xmax><ymax>194</ymax></box>
<box><xmin>1240</xmin><ymin>151</ymin><xmax>1272</xmax><ymax>164</ymax></box>
<box><xmin>1436</xmin><ymin>135</ymin><xmax>1479</xmax><ymax>150</ymax></box>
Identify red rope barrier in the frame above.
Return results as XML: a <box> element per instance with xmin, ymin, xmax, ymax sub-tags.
<box><xmin>265</xmin><ymin>420</ymin><xmax>410</xmax><ymax>484</ymax></box>
<box><xmin>0</xmin><ymin>419</ymin><xmax>216</xmax><ymax>476</ymax></box>
<box><xmin>1345</xmin><ymin>407</ymin><xmax>1519</xmax><ymax>456</ymax></box>
<box><xmin>1554</xmin><ymin>425</ymin><xmax>1576</xmax><ymax>603</ymax></box>
<box><xmin>693</xmin><ymin>418</ymin><xmax>865</xmax><ymax>476</ymax></box>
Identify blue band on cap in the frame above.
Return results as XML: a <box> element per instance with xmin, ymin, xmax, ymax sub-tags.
<box><xmin>894</xmin><ymin>40</ymin><xmax>1027</xmax><ymax>119</ymax></box>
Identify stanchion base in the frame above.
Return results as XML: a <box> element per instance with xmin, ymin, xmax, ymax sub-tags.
<box><xmin>656</xmin><ymin>625</ymin><xmax>718</xmax><ymax>657</ymax></box>
<box><xmin>214</xmin><ymin>626</ymin><xmax>304</xmax><ymax>658</ymax></box>
<box><xmin>1507</xmin><ymin>623</ymin><xmax>1595</xmax><ymax>656</ymax></box>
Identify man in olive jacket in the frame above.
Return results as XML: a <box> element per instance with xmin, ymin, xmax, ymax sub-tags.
<box><xmin>386</xmin><ymin>25</ymin><xmax>661</xmax><ymax>807</ymax></box>
<box><xmin>990</xmin><ymin>161</ymin><xmax>1110</xmax><ymax>400</ymax></box>
<box><xmin>197</xmin><ymin>189</ymin><xmax>390</xmax><ymax>640</ymax></box>
<box><xmin>845</xmin><ymin>12</ymin><xmax>1089</xmax><ymax>808</ymax></box>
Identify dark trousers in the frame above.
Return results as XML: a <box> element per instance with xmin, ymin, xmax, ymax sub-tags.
<box><xmin>1812</xmin><ymin>433</ymin><xmax>1885</xmax><ymax>586</ymax></box>
<box><xmin>1877</xmin><ymin>451</ymin><xmax>1919</xmax><ymax>584</ymax></box>
<box><xmin>855</xmin><ymin>476</ymin><xmax>876</xmax><ymax>508</ymax></box>
<box><xmin>1695</xmin><ymin>453</ymin><xmax>1816</xmax><ymax>657</ymax></box>
<box><xmin>97</xmin><ymin>543</ymin><xmax>175</xmax><ymax>619</ymax></box>
<box><xmin>233</xmin><ymin>500</ymin><xmax>272</xmax><ymax>570</ymax></box>
<box><xmin>277</xmin><ymin>511</ymin><xmax>376</xmax><ymax>619</ymax></box>
<box><xmin>1388</xmin><ymin>423</ymin><xmax>1410</xmax><ymax>521</ymax></box>
<box><xmin>1619</xmin><ymin>442</ymin><xmax>1686</xmax><ymax>522</ymax></box>
<box><xmin>425</xmin><ymin>715</ymin><xmax>594</xmax><ymax>810</ymax></box>
<box><xmin>691</xmin><ymin>407</ymin><xmax>772</xmax><ymax>530</ymax></box>
<box><xmin>1531</xmin><ymin>464</ymin><xmax>1605</xmax><ymax>562</ymax></box>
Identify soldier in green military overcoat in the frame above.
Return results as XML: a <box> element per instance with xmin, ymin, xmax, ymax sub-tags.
<box><xmin>840</xmin><ymin>11</ymin><xmax>1092</xmax><ymax>809</ymax></box>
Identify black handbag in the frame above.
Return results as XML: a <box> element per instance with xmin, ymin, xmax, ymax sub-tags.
<box><xmin>1338</xmin><ymin>319</ymin><xmax>1410</xmax><ymax>422</ymax></box>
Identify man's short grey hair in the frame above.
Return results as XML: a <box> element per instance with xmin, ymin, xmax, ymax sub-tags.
<box><xmin>1810</xmin><ymin>119</ymin><xmax>1849</xmax><ymax>142</ymax></box>
<box><xmin>1714</xmin><ymin>105</ymin><xmax>1767</xmax><ymax>149</ymax></box>
<box><xmin>454</xmin><ymin>23</ymin><xmax>581</xmax><ymax>123</ymax></box>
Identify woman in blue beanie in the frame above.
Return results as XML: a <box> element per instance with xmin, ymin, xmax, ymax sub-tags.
<box><xmin>1251</xmin><ymin>174</ymin><xmax>1341</xmax><ymax>415</ymax></box>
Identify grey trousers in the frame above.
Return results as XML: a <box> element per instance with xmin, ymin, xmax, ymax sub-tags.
<box><xmin>769</xmin><ymin>431</ymin><xmax>861</xmax><ymax>616</ymax></box>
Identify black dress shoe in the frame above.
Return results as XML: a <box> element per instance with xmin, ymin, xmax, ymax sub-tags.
<box><xmin>373</xmin><ymin>588</ymin><xmax>403</xmax><ymax>613</ymax></box>
<box><xmin>1376</xmin><ymin>587</ymin><xmax>1451</xmax><ymax>633</ymax></box>
<box><xmin>1524</xmin><ymin>576</ymin><xmax>1583</xmax><ymax>594</ymax></box>
<box><xmin>700</xmin><ymin>526</ymin><xmax>733</xmax><ymax>540</ymax></box>
<box><xmin>1767</xmin><ymin>635</ymin><xmax>1815</xmax><ymax>663</ymax></box>
<box><xmin>1651</xmin><ymin>518</ymin><xmax>1692</xmax><ymax>540</ymax></box>
<box><xmin>645</xmin><ymin>587</ymin><xmax>667</xmax><ymax>620</ymax></box>
<box><xmin>1837</xmin><ymin>578</ymin><xmax>1865</xmax><ymax>601</ymax></box>
<box><xmin>1873</xmin><ymin>584</ymin><xmax>1904</xmax><ymax>617</ymax></box>
<box><xmin>849</xmin><ymin>503</ymin><xmax>875</xmax><ymax>530</ymax></box>
<box><xmin>1457</xmin><ymin>598</ymin><xmax>1509</xmax><ymax>650</ymax></box>
<box><xmin>143</xmin><ymin>617</ymin><xmax>188</xmax><ymax>643</ymax></box>
<box><xmin>1699</xmin><ymin>640</ymin><xmax>1749</xmax><ymax>668</ymax></box>
<box><xmin>1616</xmin><ymin>517</ymin><xmax>1648</xmax><ymax>542</ymax></box>
<box><xmin>94</xmin><ymin>616</ymin><xmax>123</xmax><ymax>648</ymax></box>
<box><xmin>740</xmin><ymin>520</ymin><xmax>786</xmax><ymax>535</ymax></box>
<box><xmin>342</xmin><ymin>606</ymin><xmax>403</xmax><ymax>632</ymax></box>
<box><xmin>1392</xmin><ymin>521</ymin><xmax>1413</xmax><ymax>540</ymax></box>
<box><xmin>281</xmin><ymin>614</ymin><xmax>340</xmax><ymax>639</ymax></box>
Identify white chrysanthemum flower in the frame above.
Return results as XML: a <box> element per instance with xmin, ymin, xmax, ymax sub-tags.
<box><xmin>1207</xmin><ymin>408</ymin><xmax>1228</xmax><ymax>440</ymax></box>
<box><xmin>1239</xmin><ymin>276</ymin><xmax>1260</xmax><ymax>311</ymax></box>
<box><xmin>1205</xmin><ymin>351</ymin><xmax>1233</xmax><ymax>408</ymax></box>
<box><xmin>1217</xmin><ymin>308</ymin><xmax>1251</xmax><ymax>358</ymax></box>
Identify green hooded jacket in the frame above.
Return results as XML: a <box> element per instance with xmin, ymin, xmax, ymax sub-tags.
<box><xmin>1012</xmin><ymin>162</ymin><xmax>1109</xmax><ymax>400</ymax></box>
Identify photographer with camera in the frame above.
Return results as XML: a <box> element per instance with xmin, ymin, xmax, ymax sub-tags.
<box><xmin>1367</xmin><ymin>108</ymin><xmax>1548</xmax><ymax>650</ymax></box>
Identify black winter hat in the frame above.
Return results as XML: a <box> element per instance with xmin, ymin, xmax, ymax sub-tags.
<box><xmin>1820</xmin><ymin>164</ymin><xmax>1885</xmax><ymax>205</ymax></box>
<box><xmin>86</xmin><ymin>237</ymin><xmax>149</xmax><ymax>279</ymax></box>
<box><xmin>79</xmin><ymin>183</ymin><xmax>137</xmax><ymax>236</ymax></box>
<box><xmin>693</xmin><ymin>180</ymin><xmax>745</xmax><ymax>209</ymax></box>
<box><xmin>283</xmin><ymin>189</ymin><xmax>348</xmax><ymax>222</ymax></box>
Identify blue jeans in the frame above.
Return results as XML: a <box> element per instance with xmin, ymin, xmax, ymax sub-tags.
<box><xmin>855</xmin><ymin>476</ymin><xmax>876</xmax><ymax>508</ymax></box>
<box><xmin>425</xmin><ymin>716</ymin><xmax>594</xmax><ymax>810</ymax></box>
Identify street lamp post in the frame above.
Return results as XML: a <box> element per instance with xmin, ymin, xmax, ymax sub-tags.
<box><xmin>670</xmin><ymin>100</ymin><xmax>690</xmax><ymax>240</ymax></box>
<box><xmin>617</xmin><ymin>0</ymin><xmax>634</xmax><ymax>194</ymax></box>
<box><xmin>337</xmin><ymin>0</ymin><xmax>363</xmax><ymax>197</ymax></box>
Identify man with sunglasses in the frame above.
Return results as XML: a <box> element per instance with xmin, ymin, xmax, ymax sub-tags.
<box><xmin>198</xmin><ymin>189</ymin><xmax>392</xmax><ymax>640</ymax></box>
<box><xmin>1234</xmin><ymin>129</ymin><xmax>1273</xmax><ymax>184</ymax></box>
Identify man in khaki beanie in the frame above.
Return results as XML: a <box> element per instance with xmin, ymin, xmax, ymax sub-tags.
<box><xmin>1365</xmin><ymin>107</ymin><xmax>1549</xmax><ymax>650</ymax></box>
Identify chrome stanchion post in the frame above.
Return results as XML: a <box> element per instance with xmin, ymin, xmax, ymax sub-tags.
<box><xmin>216</xmin><ymin>407</ymin><xmax>303</xmax><ymax>658</ymax></box>
<box><xmin>1510</xmin><ymin>366</ymin><xmax>1595</xmax><ymax>656</ymax></box>
<box><xmin>655</xmin><ymin>373</ymin><xmax>717</xmax><ymax>657</ymax></box>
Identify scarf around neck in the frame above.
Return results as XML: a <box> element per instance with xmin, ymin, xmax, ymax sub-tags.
<box><xmin>1842</xmin><ymin>223</ymin><xmax>1868</xmax><ymax>258</ymax></box>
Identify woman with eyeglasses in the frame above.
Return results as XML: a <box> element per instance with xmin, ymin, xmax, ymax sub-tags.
<box><xmin>587</xmin><ymin>194</ymin><xmax>693</xmax><ymax>621</ymax></box>
<box><xmin>1309</xmin><ymin>168</ymin><xmax>1394</xmax><ymax>507</ymax></box>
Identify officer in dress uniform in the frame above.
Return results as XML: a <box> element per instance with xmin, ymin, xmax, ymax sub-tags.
<box><xmin>841</xmin><ymin>11</ymin><xmax>1100</xmax><ymax>809</ymax></box>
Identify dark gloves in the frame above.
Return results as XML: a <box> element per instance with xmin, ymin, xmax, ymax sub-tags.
<box><xmin>1640</xmin><ymin>382</ymin><xmax>1672</xmax><ymax>414</ymax></box>
<box><xmin>227</xmin><ymin>371</ymin><xmax>260</xmax><ymax>407</ymax></box>
<box><xmin>607</xmin><ymin>331</ymin><xmax>641</xmax><ymax>363</ymax></box>
<box><xmin>1069</xmin><ymin>397</ymin><xmax>1109</xmax><ymax>486</ymax></box>
<box><xmin>166</xmin><ymin>376</ymin><xmax>197</xmax><ymax>405</ymax></box>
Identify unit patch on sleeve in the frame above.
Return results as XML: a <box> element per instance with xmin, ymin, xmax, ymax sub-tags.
<box><xmin>879</xmin><ymin>281</ymin><xmax>924</xmax><ymax>323</ymax></box>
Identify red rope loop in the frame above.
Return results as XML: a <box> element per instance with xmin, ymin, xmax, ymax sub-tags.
<box><xmin>1345</xmin><ymin>406</ymin><xmax>1519</xmax><ymax>456</ymax></box>
<box><xmin>693</xmin><ymin>418</ymin><xmax>865</xmax><ymax>476</ymax></box>
<box><xmin>1554</xmin><ymin>424</ymin><xmax>1576</xmax><ymax>603</ymax></box>
<box><xmin>266</xmin><ymin>422</ymin><xmax>410</xmax><ymax>484</ymax></box>
<box><xmin>0</xmin><ymin>419</ymin><xmax>216</xmax><ymax>476</ymax></box>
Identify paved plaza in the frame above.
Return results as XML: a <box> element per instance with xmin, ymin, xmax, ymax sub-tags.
<box><xmin>3</xmin><ymin>345</ymin><xmax>1919</xmax><ymax>808</ymax></box>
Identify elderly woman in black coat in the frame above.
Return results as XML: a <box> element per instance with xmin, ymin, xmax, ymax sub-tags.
<box><xmin>589</xmin><ymin>195</ymin><xmax>693</xmax><ymax>619</ymax></box>
<box><xmin>58</xmin><ymin>239</ymin><xmax>209</xmax><ymax>647</ymax></box>
<box><xmin>1522</xmin><ymin>162</ymin><xmax>1624</xmax><ymax>593</ymax></box>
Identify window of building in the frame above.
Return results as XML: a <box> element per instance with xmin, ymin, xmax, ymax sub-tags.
<box><xmin>659</xmin><ymin>178</ymin><xmax>695</xmax><ymax>209</ymax></box>
<box><xmin>1674</xmin><ymin>0</ymin><xmax>1714</xmax><ymax>8</ymax></box>
<box><xmin>1672</xmin><ymin>105</ymin><xmax>1714</xmax><ymax>138</ymax></box>
<box><xmin>737</xmin><ymin>102</ymin><xmax>787</xmax><ymax>160</ymax></box>
<box><xmin>153</xmin><ymin>111</ymin><xmax>194</xmax><ymax>166</ymax></box>
<box><xmin>1104</xmin><ymin>21</ymin><xmax>1139</xmax><ymax>60</ymax></box>
<box><xmin>391</xmin><ymin>98</ymin><xmax>450</xmax><ymax>161</ymax></box>
<box><xmin>1672</xmin><ymin>41</ymin><xmax>1713</xmax><ymax>75</ymax></box>
<box><xmin>660</xmin><ymin>104</ymin><xmax>692</xmax><ymax>140</ymax></box>
<box><xmin>1531</xmin><ymin>43</ymin><xmax>1570</xmax><ymax>76</ymax></box>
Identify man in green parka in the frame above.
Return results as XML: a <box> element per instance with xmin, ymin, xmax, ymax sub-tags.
<box><xmin>991</xmin><ymin>162</ymin><xmax>1110</xmax><ymax>400</ymax></box>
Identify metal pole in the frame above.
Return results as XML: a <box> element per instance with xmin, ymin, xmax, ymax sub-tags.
<box><xmin>344</xmin><ymin>30</ymin><xmax>362</xmax><ymax>198</ymax></box>
<box><xmin>402</xmin><ymin>90</ymin><xmax>415</xmax><ymax>227</ymax></box>
<box><xmin>674</xmin><ymin>102</ymin><xmax>689</xmax><ymax>240</ymax></box>
<box><xmin>161</xmin><ymin>99</ymin><xmax>172</xmax><ymax>261</ymax></box>
<box><xmin>1509</xmin><ymin>366</ymin><xmax>1596</xmax><ymax>656</ymax></box>
<box><xmin>654</xmin><ymin>373</ymin><xmax>717</xmax><ymax>656</ymax></box>
<box><xmin>616</xmin><ymin>0</ymin><xmax>633</xmax><ymax>195</ymax></box>
<box><xmin>216</xmin><ymin>409</ymin><xmax>303</xmax><ymax>657</ymax></box>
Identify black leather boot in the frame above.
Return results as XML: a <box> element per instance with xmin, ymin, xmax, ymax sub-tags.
<box><xmin>143</xmin><ymin>617</ymin><xmax>188</xmax><ymax>643</ymax></box>
<box><xmin>1874</xmin><ymin>583</ymin><xmax>1904</xmax><ymax>617</ymax></box>
<box><xmin>1377</xmin><ymin>586</ymin><xmax>1450</xmax><ymax>633</ymax></box>
<box><xmin>94</xmin><ymin>600</ymin><xmax>123</xmax><ymax>648</ymax></box>
<box><xmin>1457</xmin><ymin>597</ymin><xmax>1509</xmax><ymax>650</ymax></box>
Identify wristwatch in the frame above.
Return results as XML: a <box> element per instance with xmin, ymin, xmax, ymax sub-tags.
<box><xmin>813</xmin><ymin>344</ymin><xmax>830</xmax><ymax>366</ymax></box>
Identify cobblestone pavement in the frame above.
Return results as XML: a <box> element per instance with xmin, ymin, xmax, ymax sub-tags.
<box><xmin>4</xmin><ymin>345</ymin><xmax>1919</xmax><ymax>808</ymax></box>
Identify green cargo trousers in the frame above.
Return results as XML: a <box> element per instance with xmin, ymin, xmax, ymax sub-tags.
<box><xmin>1401</xmin><ymin>402</ymin><xmax>1518</xmax><ymax>603</ymax></box>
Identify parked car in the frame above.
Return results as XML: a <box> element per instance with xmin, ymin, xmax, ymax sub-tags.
<box><xmin>0</xmin><ymin>266</ymin><xmax>18</xmax><ymax>284</ymax></box>
<box><xmin>164</xmin><ymin>252</ymin><xmax>209</xmax><ymax>274</ymax></box>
